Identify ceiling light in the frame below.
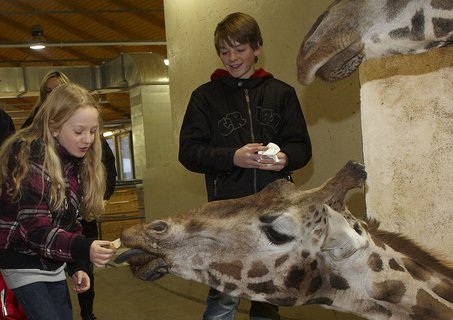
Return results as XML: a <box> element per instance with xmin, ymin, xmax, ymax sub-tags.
<box><xmin>30</xmin><ymin>25</ymin><xmax>46</xmax><ymax>50</ymax></box>
<box><xmin>103</xmin><ymin>131</ymin><xmax>114</xmax><ymax>137</ymax></box>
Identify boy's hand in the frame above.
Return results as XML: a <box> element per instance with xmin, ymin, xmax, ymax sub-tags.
<box><xmin>233</xmin><ymin>143</ymin><xmax>268</xmax><ymax>168</ymax></box>
<box><xmin>234</xmin><ymin>144</ymin><xmax>287</xmax><ymax>171</ymax></box>
<box><xmin>258</xmin><ymin>152</ymin><xmax>287</xmax><ymax>171</ymax></box>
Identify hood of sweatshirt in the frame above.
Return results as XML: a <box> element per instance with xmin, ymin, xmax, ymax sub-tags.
<box><xmin>210</xmin><ymin>68</ymin><xmax>274</xmax><ymax>89</ymax></box>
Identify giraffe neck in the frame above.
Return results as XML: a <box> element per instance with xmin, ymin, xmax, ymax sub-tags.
<box><xmin>310</xmin><ymin>242</ymin><xmax>453</xmax><ymax>320</ymax></box>
<box><xmin>363</xmin><ymin>1</ymin><xmax>453</xmax><ymax>60</ymax></box>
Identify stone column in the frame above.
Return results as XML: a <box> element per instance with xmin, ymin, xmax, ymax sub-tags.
<box><xmin>359</xmin><ymin>47</ymin><xmax>453</xmax><ymax>260</ymax></box>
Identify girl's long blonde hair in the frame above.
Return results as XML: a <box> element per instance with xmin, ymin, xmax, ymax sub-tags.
<box><xmin>0</xmin><ymin>83</ymin><xmax>106</xmax><ymax>220</ymax></box>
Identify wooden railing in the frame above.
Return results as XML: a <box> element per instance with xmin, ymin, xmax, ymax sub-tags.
<box><xmin>98</xmin><ymin>181</ymin><xmax>145</xmax><ymax>241</ymax></box>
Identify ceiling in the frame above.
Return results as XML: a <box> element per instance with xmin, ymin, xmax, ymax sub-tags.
<box><xmin>0</xmin><ymin>0</ymin><xmax>166</xmax><ymax>129</ymax></box>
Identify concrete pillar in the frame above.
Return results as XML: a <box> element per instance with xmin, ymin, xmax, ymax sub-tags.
<box><xmin>130</xmin><ymin>84</ymin><xmax>173</xmax><ymax>179</ymax></box>
<box><xmin>359</xmin><ymin>47</ymin><xmax>453</xmax><ymax>260</ymax></box>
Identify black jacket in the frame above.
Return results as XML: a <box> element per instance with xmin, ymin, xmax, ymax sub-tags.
<box><xmin>102</xmin><ymin>138</ymin><xmax>117</xmax><ymax>201</ymax></box>
<box><xmin>179</xmin><ymin>68</ymin><xmax>311</xmax><ymax>201</ymax></box>
<box><xmin>0</xmin><ymin>109</ymin><xmax>15</xmax><ymax>146</ymax></box>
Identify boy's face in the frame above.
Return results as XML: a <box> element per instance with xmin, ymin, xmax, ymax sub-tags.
<box><xmin>218</xmin><ymin>41</ymin><xmax>260</xmax><ymax>79</ymax></box>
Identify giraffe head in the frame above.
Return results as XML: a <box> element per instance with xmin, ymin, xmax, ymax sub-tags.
<box><xmin>116</xmin><ymin>161</ymin><xmax>453</xmax><ymax>318</ymax></box>
<box><xmin>297</xmin><ymin>0</ymin><xmax>453</xmax><ymax>85</ymax></box>
<box><xmin>116</xmin><ymin>161</ymin><xmax>370</xmax><ymax>305</ymax></box>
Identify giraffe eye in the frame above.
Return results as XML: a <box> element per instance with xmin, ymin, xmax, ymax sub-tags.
<box><xmin>261</xmin><ymin>226</ymin><xmax>295</xmax><ymax>245</ymax></box>
<box><xmin>353</xmin><ymin>222</ymin><xmax>362</xmax><ymax>235</ymax></box>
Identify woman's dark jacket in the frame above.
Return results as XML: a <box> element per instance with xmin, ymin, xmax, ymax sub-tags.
<box><xmin>0</xmin><ymin>140</ymin><xmax>94</xmax><ymax>275</ymax></box>
<box><xmin>0</xmin><ymin>109</ymin><xmax>15</xmax><ymax>146</ymax></box>
<box><xmin>179</xmin><ymin>68</ymin><xmax>312</xmax><ymax>201</ymax></box>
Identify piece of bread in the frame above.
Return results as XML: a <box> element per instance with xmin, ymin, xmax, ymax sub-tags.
<box><xmin>110</xmin><ymin>238</ymin><xmax>122</xmax><ymax>249</ymax></box>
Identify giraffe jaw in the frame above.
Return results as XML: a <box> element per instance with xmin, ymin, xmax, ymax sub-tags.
<box><xmin>115</xmin><ymin>248</ymin><xmax>169</xmax><ymax>281</ymax></box>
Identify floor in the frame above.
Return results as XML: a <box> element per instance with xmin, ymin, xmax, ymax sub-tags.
<box><xmin>68</xmin><ymin>260</ymin><xmax>365</xmax><ymax>320</ymax></box>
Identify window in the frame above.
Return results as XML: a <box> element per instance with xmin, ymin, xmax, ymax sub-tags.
<box><xmin>119</xmin><ymin>132</ymin><xmax>134</xmax><ymax>180</ymax></box>
<box><xmin>103</xmin><ymin>130</ymin><xmax>134</xmax><ymax>181</ymax></box>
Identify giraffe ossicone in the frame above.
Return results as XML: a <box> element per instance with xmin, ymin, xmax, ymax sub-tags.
<box><xmin>116</xmin><ymin>161</ymin><xmax>453</xmax><ymax>320</ymax></box>
<box><xmin>297</xmin><ymin>0</ymin><xmax>453</xmax><ymax>85</ymax></box>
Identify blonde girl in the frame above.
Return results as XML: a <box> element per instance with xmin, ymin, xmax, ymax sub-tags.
<box><xmin>0</xmin><ymin>83</ymin><xmax>116</xmax><ymax>320</ymax></box>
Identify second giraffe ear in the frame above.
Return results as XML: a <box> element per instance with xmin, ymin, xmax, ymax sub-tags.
<box><xmin>321</xmin><ymin>205</ymin><xmax>367</xmax><ymax>260</ymax></box>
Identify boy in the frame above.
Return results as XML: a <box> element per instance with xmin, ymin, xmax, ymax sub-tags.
<box><xmin>179</xmin><ymin>12</ymin><xmax>312</xmax><ymax>320</ymax></box>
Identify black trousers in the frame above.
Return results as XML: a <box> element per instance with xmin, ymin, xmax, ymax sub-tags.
<box><xmin>78</xmin><ymin>219</ymin><xmax>98</xmax><ymax>317</ymax></box>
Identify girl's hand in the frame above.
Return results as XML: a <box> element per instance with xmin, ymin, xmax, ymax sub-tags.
<box><xmin>90</xmin><ymin>240</ymin><xmax>116</xmax><ymax>267</ymax></box>
<box><xmin>72</xmin><ymin>271</ymin><xmax>90</xmax><ymax>293</ymax></box>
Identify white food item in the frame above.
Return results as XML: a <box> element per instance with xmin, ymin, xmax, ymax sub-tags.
<box><xmin>111</xmin><ymin>238</ymin><xmax>122</xmax><ymax>249</ymax></box>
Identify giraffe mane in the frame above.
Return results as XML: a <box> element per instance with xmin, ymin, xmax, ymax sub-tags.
<box><xmin>366</xmin><ymin>218</ymin><xmax>453</xmax><ymax>279</ymax></box>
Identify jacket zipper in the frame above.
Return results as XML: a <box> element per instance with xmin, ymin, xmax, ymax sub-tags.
<box><xmin>244</xmin><ymin>88</ymin><xmax>257</xmax><ymax>194</ymax></box>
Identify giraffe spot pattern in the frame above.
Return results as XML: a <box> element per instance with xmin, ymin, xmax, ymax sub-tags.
<box><xmin>432</xmin><ymin>278</ymin><xmax>453</xmax><ymax>303</ymax></box>
<box><xmin>368</xmin><ymin>252</ymin><xmax>384</xmax><ymax>272</ymax></box>
<box><xmin>284</xmin><ymin>265</ymin><xmax>306</xmax><ymax>290</ymax></box>
<box><xmin>267</xmin><ymin>296</ymin><xmax>298</xmax><ymax>307</ymax></box>
<box><xmin>385</xmin><ymin>0</ymin><xmax>410</xmax><ymax>21</ymax></box>
<box><xmin>389</xmin><ymin>258</ymin><xmax>405</xmax><ymax>272</ymax></box>
<box><xmin>305</xmin><ymin>297</ymin><xmax>333</xmax><ymax>306</ymax></box>
<box><xmin>432</xmin><ymin>0</ymin><xmax>453</xmax><ymax>10</ymax></box>
<box><xmin>330</xmin><ymin>274</ymin><xmax>350</xmax><ymax>290</ymax></box>
<box><xmin>409</xmin><ymin>8</ymin><xmax>426</xmax><ymax>41</ymax></box>
<box><xmin>432</xmin><ymin>17</ymin><xmax>453</xmax><ymax>38</ymax></box>
<box><xmin>247</xmin><ymin>280</ymin><xmax>278</xmax><ymax>294</ymax></box>
<box><xmin>224</xmin><ymin>282</ymin><xmax>238</xmax><ymax>293</ymax></box>
<box><xmin>402</xmin><ymin>257</ymin><xmax>432</xmax><ymax>281</ymax></box>
<box><xmin>248</xmin><ymin>261</ymin><xmax>269</xmax><ymax>278</ymax></box>
<box><xmin>310</xmin><ymin>260</ymin><xmax>318</xmax><ymax>271</ymax></box>
<box><xmin>411</xmin><ymin>289</ymin><xmax>453</xmax><ymax>319</ymax></box>
<box><xmin>360</xmin><ymin>299</ymin><xmax>393</xmax><ymax>318</ymax></box>
<box><xmin>371</xmin><ymin>235</ymin><xmax>386</xmax><ymax>250</ymax></box>
<box><xmin>424</xmin><ymin>40</ymin><xmax>448</xmax><ymax>50</ymax></box>
<box><xmin>370</xmin><ymin>280</ymin><xmax>406</xmax><ymax>303</ymax></box>
<box><xmin>191</xmin><ymin>254</ymin><xmax>203</xmax><ymax>266</ymax></box>
<box><xmin>389</xmin><ymin>9</ymin><xmax>425</xmax><ymax>41</ymax></box>
<box><xmin>306</xmin><ymin>275</ymin><xmax>322</xmax><ymax>295</ymax></box>
<box><xmin>185</xmin><ymin>219</ymin><xmax>205</xmax><ymax>234</ymax></box>
<box><xmin>210</xmin><ymin>261</ymin><xmax>243</xmax><ymax>280</ymax></box>
<box><xmin>207</xmin><ymin>271</ymin><xmax>221</xmax><ymax>288</ymax></box>
<box><xmin>275</xmin><ymin>254</ymin><xmax>289</xmax><ymax>268</ymax></box>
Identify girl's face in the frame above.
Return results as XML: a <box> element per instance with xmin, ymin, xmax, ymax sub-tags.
<box><xmin>53</xmin><ymin>105</ymin><xmax>99</xmax><ymax>158</ymax></box>
<box><xmin>218</xmin><ymin>41</ymin><xmax>260</xmax><ymax>79</ymax></box>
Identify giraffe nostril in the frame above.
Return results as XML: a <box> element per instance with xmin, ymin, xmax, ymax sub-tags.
<box><xmin>148</xmin><ymin>220</ymin><xmax>168</xmax><ymax>233</ymax></box>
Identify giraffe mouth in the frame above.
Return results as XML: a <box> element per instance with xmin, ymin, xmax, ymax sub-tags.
<box><xmin>115</xmin><ymin>249</ymin><xmax>169</xmax><ymax>281</ymax></box>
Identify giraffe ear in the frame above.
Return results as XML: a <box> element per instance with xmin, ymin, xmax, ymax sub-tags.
<box><xmin>321</xmin><ymin>204</ymin><xmax>367</xmax><ymax>260</ymax></box>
